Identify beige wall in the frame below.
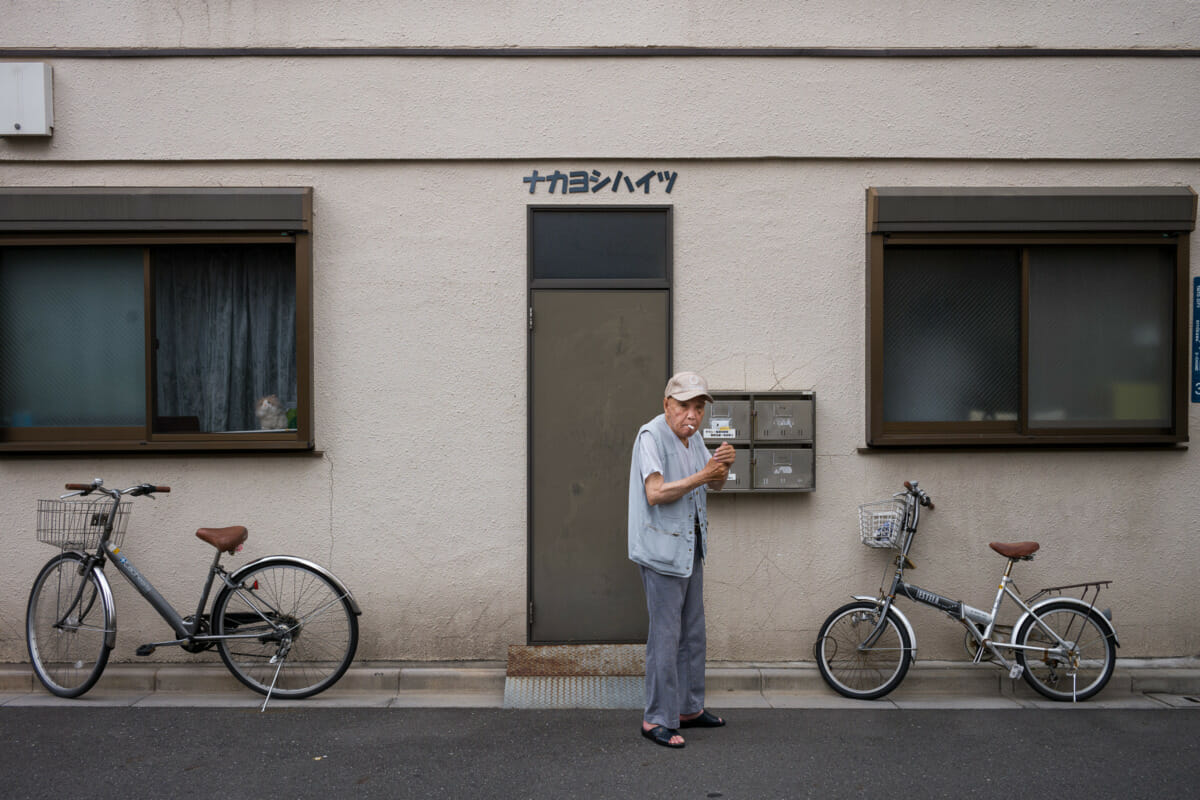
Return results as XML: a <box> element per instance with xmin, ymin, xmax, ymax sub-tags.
<box><xmin>3</xmin><ymin>1</ymin><xmax>1197</xmax><ymax>48</ymax></box>
<box><xmin>2</xmin><ymin>58</ymin><xmax>1197</xmax><ymax>160</ymax></box>
<box><xmin>1</xmin><ymin>3</ymin><xmax>1198</xmax><ymax>665</ymax></box>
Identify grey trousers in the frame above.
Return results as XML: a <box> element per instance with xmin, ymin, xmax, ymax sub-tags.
<box><xmin>640</xmin><ymin>548</ymin><xmax>705</xmax><ymax>729</ymax></box>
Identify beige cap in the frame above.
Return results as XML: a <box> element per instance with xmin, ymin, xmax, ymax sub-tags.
<box><xmin>664</xmin><ymin>371</ymin><xmax>714</xmax><ymax>403</ymax></box>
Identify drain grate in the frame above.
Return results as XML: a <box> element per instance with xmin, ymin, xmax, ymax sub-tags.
<box><xmin>504</xmin><ymin>676</ymin><xmax>645</xmax><ymax>709</ymax></box>
<box><xmin>1146</xmin><ymin>693</ymin><xmax>1200</xmax><ymax>709</ymax></box>
<box><xmin>503</xmin><ymin>644</ymin><xmax>645</xmax><ymax>709</ymax></box>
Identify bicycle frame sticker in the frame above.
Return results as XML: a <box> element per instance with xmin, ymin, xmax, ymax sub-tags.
<box><xmin>898</xmin><ymin>581</ymin><xmax>962</xmax><ymax>617</ymax></box>
<box><xmin>111</xmin><ymin>550</ymin><xmax>153</xmax><ymax>596</ymax></box>
<box><xmin>104</xmin><ymin>541</ymin><xmax>189</xmax><ymax>637</ymax></box>
<box><xmin>896</xmin><ymin>580</ymin><xmax>991</xmax><ymax>626</ymax></box>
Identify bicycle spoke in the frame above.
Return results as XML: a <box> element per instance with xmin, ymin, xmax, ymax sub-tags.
<box><xmin>816</xmin><ymin>601</ymin><xmax>910</xmax><ymax>699</ymax></box>
<box><xmin>1017</xmin><ymin>604</ymin><xmax>1115</xmax><ymax>701</ymax></box>
<box><xmin>214</xmin><ymin>562</ymin><xmax>357</xmax><ymax>699</ymax></box>
<box><xmin>27</xmin><ymin>554</ymin><xmax>112</xmax><ymax>698</ymax></box>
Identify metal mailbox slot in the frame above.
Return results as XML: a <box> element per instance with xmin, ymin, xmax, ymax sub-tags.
<box><xmin>702</xmin><ymin>400</ymin><xmax>751</xmax><ymax>445</ymax></box>
<box><xmin>752</xmin><ymin>448</ymin><xmax>815</xmax><ymax>490</ymax></box>
<box><xmin>720</xmin><ymin>448</ymin><xmax>751</xmax><ymax>492</ymax></box>
<box><xmin>706</xmin><ymin>391</ymin><xmax>816</xmax><ymax>493</ymax></box>
<box><xmin>753</xmin><ymin>399</ymin><xmax>814</xmax><ymax>442</ymax></box>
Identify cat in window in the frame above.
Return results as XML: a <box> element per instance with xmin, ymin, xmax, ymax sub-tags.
<box><xmin>255</xmin><ymin>395</ymin><xmax>289</xmax><ymax>429</ymax></box>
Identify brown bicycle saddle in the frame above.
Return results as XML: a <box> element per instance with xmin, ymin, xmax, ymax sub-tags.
<box><xmin>989</xmin><ymin>541</ymin><xmax>1039</xmax><ymax>559</ymax></box>
<box><xmin>196</xmin><ymin>526</ymin><xmax>248</xmax><ymax>554</ymax></box>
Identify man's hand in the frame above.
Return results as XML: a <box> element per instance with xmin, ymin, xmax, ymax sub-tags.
<box><xmin>644</xmin><ymin>442</ymin><xmax>737</xmax><ymax>505</ymax></box>
<box><xmin>702</xmin><ymin>454</ymin><xmax>730</xmax><ymax>481</ymax></box>
<box><xmin>703</xmin><ymin>442</ymin><xmax>735</xmax><ymax>489</ymax></box>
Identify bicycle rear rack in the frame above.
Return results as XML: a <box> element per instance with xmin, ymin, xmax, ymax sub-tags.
<box><xmin>1027</xmin><ymin>580</ymin><xmax>1112</xmax><ymax>615</ymax></box>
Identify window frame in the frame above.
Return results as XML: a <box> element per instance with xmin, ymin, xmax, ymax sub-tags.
<box><xmin>865</xmin><ymin>187</ymin><xmax>1195</xmax><ymax>448</ymax></box>
<box><xmin>527</xmin><ymin>205</ymin><xmax>673</xmax><ymax>289</ymax></box>
<box><xmin>0</xmin><ymin>188</ymin><xmax>314</xmax><ymax>453</ymax></box>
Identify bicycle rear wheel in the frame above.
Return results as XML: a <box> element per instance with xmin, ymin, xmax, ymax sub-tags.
<box><xmin>1015</xmin><ymin>602</ymin><xmax>1116</xmax><ymax>701</ymax></box>
<box><xmin>815</xmin><ymin>601</ymin><xmax>911</xmax><ymax>700</ymax></box>
<box><xmin>26</xmin><ymin>552</ymin><xmax>113</xmax><ymax>698</ymax></box>
<box><xmin>213</xmin><ymin>560</ymin><xmax>358</xmax><ymax>699</ymax></box>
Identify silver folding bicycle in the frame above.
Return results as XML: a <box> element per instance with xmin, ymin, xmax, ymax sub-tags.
<box><xmin>814</xmin><ymin>481</ymin><xmax>1118</xmax><ymax>701</ymax></box>
<box><xmin>26</xmin><ymin>478</ymin><xmax>361</xmax><ymax>708</ymax></box>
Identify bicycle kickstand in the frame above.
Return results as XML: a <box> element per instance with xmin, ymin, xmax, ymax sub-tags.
<box><xmin>260</xmin><ymin>637</ymin><xmax>293</xmax><ymax>713</ymax></box>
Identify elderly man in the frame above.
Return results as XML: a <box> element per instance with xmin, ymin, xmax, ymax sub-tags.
<box><xmin>629</xmin><ymin>370</ymin><xmax>736</xmax><ymax>748</ymax></box>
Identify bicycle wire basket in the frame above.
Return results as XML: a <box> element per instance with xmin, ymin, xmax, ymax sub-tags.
<box><xmin>858</xmin><ymin>498</ymin><xmax>906</xmax><ymax>549</ymax></box>
<box><xmin>36</xmin><ymin>498</ymin><xmax>131</xmax><ymax>551</ymax></box>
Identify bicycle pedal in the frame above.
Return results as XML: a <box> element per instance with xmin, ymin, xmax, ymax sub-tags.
<box><xmin>135</xmin><ymin>644</ymin><xmax>156</xmax><ymax>657</ymax></box>
<box><xmin>1009</xmin><ymin>664</ymin><xmax>1024</xmax><ymax>680</ymax></box>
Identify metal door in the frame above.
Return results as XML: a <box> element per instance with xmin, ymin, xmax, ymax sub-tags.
<box><xmin>529</xmin><ymin>289</ymin><xmax>668</xmax><ymax>642</ymax></box>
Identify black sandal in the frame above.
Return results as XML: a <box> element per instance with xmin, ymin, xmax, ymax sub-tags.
<box><xmin>679</xmin><ymin>710</ymin><xmax>725</xmax><ymax>728</ymax></box>
<box><xmin>641</xmin><ymin>725</ymin><xmax>685</xmax><ymax>748</ymax></box>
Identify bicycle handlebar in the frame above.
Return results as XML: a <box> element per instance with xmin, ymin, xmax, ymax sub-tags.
<box><xmin>903</xmin><ymin>480</ymin><xmax>935</xmax><ymax>510</ymax></box>
<box><xmin>129</xmin><ymin>484</ymin><xmax>171</xmax><ymax>496</ymax></box>
<box><xmin>63</xmin><ymin>480</ymin><xmax>171</xmax><ymax>498</ymax></box>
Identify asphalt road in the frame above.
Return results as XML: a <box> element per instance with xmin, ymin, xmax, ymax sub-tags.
<box><xmin>2</xmin><ymin>707</ymin><xmax>1197</xmax><ymax>799</ymax></box>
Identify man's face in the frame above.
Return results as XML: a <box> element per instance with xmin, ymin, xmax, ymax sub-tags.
<box><xmin>663</xmin><ymin>396</ymin><xmax>707</xmax><ymax>442</ymax></box>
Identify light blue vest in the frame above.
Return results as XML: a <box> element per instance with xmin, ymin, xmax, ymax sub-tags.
<box><xmin>628</xmin><ymin>413</ymin><xmax>710</xmax><ymax>577</ymax></box>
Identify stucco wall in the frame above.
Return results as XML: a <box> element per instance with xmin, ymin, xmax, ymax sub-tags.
<box><xmin>1</xmin><ymin>2</ymin><xmax>1198</xmax><ymax>665</ymax></box>
<box><xmin>1</xmin><ymin>57</ymin><xmax>1197</xmax><ymax>161</ymax></box>
<box><xmin>2</xmin><ymin>1</ymin><xmax>1197</xmax><ymax>48</ymax></box>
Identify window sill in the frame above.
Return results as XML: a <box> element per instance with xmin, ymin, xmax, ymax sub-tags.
<box><xmin>0</xmin><ymin>439</ymin><xmax>318</xmax><ymax>455</ymax></box>
<box><xmin>858</xmin><ymin>442</ymin><xmax>1188</xmax><ymax>453</ymax></box>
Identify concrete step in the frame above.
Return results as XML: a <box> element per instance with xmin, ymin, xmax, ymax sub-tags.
<box><xmin>4</xmin><ymin>659</ymin><xmax>1199</xmax><ymax>700</ymax></box>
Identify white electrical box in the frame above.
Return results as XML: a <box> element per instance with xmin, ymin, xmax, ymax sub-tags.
<box><xmin>1</xmin><ymin>63</ymin><xmax>54</xmax><ymax>136</ymax></box>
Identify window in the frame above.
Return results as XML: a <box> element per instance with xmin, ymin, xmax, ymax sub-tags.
<box><xmin>0</xmin><ymin>188</ymin><xmax>313</xmax><ymax>452</ymax></box>
<box><xmin>530</xmin><ymin>207</ymin><xmax>671</xmax><ymax>284</ymax></box>
<box><xmin>866</xmin><ymin>187</ymin><xmax>1195</xmax><ymax>447</ymax></box>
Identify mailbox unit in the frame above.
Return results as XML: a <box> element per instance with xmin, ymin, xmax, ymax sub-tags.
<box><xmin>701</xmin><ymin>392</ymin><xmax>815</xmax><ymax>492</ymax></box>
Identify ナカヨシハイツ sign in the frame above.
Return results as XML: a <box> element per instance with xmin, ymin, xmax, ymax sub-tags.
<box><xmin>522</xmin><ymin>168</ymin><xmax>677</xmax><ymax>195</ymax></box>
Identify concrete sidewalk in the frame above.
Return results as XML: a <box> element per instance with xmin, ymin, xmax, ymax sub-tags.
<box><xmin>3</xmin><ymin>659</ymin><xmax>1199</xmax><ymax>710</ymax></box>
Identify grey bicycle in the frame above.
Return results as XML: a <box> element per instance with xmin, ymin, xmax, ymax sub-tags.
<box><xmin>814</xmin><ymin>481</ymin><xmax>1118</xmax><ymax>702</ymax></box>
<box><xmin>26</xmin><ymin>478</ymin><xmax>361</xmax><ymax>706</ymax></box>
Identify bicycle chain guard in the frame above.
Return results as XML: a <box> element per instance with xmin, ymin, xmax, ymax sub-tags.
<box><xmin>963</xmin><ymin>625</ymin><xmax>1011</xmax><ymax>662</ymax></box>
<box><xmin>179</xmin><ymin>615</ymin><xmax>214</xmax><ymax>653</ymax></box>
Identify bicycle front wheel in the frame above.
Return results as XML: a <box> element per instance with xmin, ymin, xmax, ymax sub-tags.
<box><xmin>815</xmin><ymin>601</ymin><xmax>911</xmax><ymax>700</ymax></box>
<box><xmin>1015</xmin><ymin>602</ymin><xmax>1116</xmax><ymax>701</ymax></box>
<box><xmin>26</xmin><ymin>552</ymin><xmax>113</xmax><ymax>698</ymax></box>
<box><xmin>213</xmin><ymin>560</ymin><xmax>358</xmax><ymax>699</ymax></box>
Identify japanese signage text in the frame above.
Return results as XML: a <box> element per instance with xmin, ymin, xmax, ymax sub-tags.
<box><xmin>523</xmin><ymin>169</ymin><xmax>678</xmax><ymax>195</ymax></box>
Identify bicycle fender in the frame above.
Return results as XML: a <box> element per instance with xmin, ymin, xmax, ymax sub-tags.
<box><xmin>853</xmin><ymin>595</ymin><xmax>918</xmax><ymax>663</ymax></box>
<box><xmin>1010</xmin><ymin>597</ymin><xmax>1120</xmax><ymax>649</ymax></box>
<box><xmin>88</xmin><ymin>562</ymin><xmax>119</xmax><ymax>649</ymax></box>
<box><xmin>230</xmin><ymin>556</ymin><xmax>363</xmax><ymax>615</ymax></box>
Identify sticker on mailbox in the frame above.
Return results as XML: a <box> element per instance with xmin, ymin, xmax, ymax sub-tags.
<box><xmin>703</xmin><ymin>418</ymin><xmax>736</xmax><ymax>438</ymax></box>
